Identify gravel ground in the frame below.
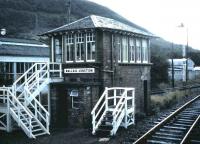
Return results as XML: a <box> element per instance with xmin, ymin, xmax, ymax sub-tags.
<box><xmin>0</xmin><ymin>95</ymin><xmax>196</xmax><ymax>144</ymax></box>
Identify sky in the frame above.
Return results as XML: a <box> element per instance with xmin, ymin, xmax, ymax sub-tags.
<box><xmin>89</xmin><ymin>0</ymin><xmax>200</xmax><ymax>49</ymax></box>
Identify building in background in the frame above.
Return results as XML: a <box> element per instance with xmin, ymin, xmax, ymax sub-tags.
<box><xmin>0</xmin><ymin>37</ymin><xmax>49</xmax><ymax>86</ymax></box>
<box><xmin>168</xmin><ymin>58</ymin><xmax>198</xmax><ymax>81</ymax></box>
<box><xmin>41</xmin><ymin>15</ymin><xmax>154</xmax><ymax>127</ymax></box>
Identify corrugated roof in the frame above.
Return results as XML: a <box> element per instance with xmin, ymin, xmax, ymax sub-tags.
<box><xmin>0</xmin><ymin>37</ymin><xmax>49</xmax><ymax>57</ymax></box>
<box><xmin>42</xmin><ymin>15</ymin><xmax>155</xmax><ymax>37</ymax></box>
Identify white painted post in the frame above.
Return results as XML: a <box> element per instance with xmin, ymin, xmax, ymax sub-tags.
<box><xmin>6</xmin><ymin>90</ymin><xmax>11</xmax><ymax>132</ymax></box>
<box><xmin>3</xmin><ymin>85</ymin><xmax>5</xmax><ymax>103</ymax></box>
<box><xmin>47</xmin><ymin>85</ymin><xmax>51</xmax><ymax>124</ymax></box>
<box><xmin>124</xmin><ymin>90</ymin><xmax>128</xmax><ymax>129</ymax></box>
<box><xmin>105</xmin><ymin>87</ymin><xmax>108</xmax><ymax>110</ymax></box>
<box><xmin>132</xmin><ymin>89</ymin><xmax>135</xmax><ymax>124</ymax></box>
<box><xmin>59</xmin><ymin>63</ymin><xmax>62</xmax><ymax>78</ymax></box>
<box><xmin>114</xmin><ymin>89</ymin><xmax>116</xmax><ymax>106</ymax></box>
<box><xmin>92</xmin><ymin>111</ymin><xmax>95</xmax><ymax>134</ymax></box>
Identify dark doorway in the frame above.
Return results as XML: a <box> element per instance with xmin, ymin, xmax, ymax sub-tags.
<box><xmin>50</xmin><ymin>84</ymin><xmax>68</xmax><ymax>129</ymax></box>
<box><xmin>143</xmin><ymin>80</ymin><xmax>148</xmax><ymax>113</ymax></box>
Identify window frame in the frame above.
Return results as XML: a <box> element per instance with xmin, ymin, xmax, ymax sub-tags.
<box><xmin>86</xmin><ymin>32</ymin><xmax>96</xmax><ymax>62</ymax></box>
<box><xmin>136</xmin><ymin>39</ymin><xmax>142</xmax><ymax>63</ymax></box>
<box><xmin>129</xmin><ymin>37</ymin><xmax>136</xmax><ymax>63</ymax></box>
<box><xmin>122</xmin><ymin>36</ymin><xmax>128</xmax><ymax>63</ymax></box>
<box><xmin>75</xmin><ymin>33</ymin><xmax>85</xmax><ymax>62</ymax></box>
<box><xmin>142</xmin><ymin>39</ymin><xmax>148</xmax><ymax>63</ymax></box>
<box><xmin>65</xmin><ymin>34</ymin><xmax>74</xmax><ymax>63</ymax></box>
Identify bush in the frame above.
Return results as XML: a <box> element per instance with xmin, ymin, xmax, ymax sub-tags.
<box><xmin>150</xmin><ymin>90</ymin><xmax>185</xmax><ymax>114</ymax></box>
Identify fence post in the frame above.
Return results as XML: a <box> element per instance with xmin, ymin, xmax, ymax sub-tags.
<box><xmin>114</xmin><ymin>89</ymin><xmax>116</xmax><ymax>106</ymax></box>
<box><xmin>105</xmin><ymin>87</ymin><xmax>108</xmax><ymax>110</ymax></box>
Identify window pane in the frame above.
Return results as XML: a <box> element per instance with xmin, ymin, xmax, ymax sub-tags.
<box><xmin>142</xmin><ymin>39</ymin><xmax>148</xmax><ymax>63</ymax></box>
<box><xmin>116</xmin><ymin>36</ymin><xmax>121</xmax><ymax>62</ymax></box>
<box><xmin>122</xmin><ymin>36</ymin><xmax>128</xmax><ymax>62</ymax></box>
<box><xmin>86</xmin><ymin>32</ymin><xmax>95</xmax><ymax>61</ymax></box>
<box><xmin>65</xmin><ymin>34</ymin><xmax>74</xmax><ymax>62</ymax></box>
<box><xmin>55</xmin><ymin>38</ymin><xmax>62</xmax><ymax>63</ymax></box>
<box><xmin>129</xmin><ymin>38</ymin><xmax>135</xmax><ymax>62</ymax></box>
<box><xmin>136</xmin><ymin>39</ymin><xmax>141</xmax><ymax>62</ymax></box>
<box><xmin>76</xmin><ymin>33</ymin><xmax>84</xmax><ymax>62</ymax></box>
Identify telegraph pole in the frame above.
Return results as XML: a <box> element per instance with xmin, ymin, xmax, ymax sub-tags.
<box><xmin>171</xmin><ymin>42</ymin><xmax>175</xmax><ymax>88</ymax></box>
<box><xmin>66</xmin><ymin>0</ymin><xmax>71</xmax><ymax>24</ymax></box>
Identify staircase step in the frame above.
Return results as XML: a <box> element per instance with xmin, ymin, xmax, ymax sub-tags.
<box><xmin>32</xmin><ymin>128</ymin><xmax>43</xmax><ymax>132</ymax></box>
<box><xmin>33</xmin><ymin>131</ymin><xmax>47</xmax><ymax>137</ymax></box>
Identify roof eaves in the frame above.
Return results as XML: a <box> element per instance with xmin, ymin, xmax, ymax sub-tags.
<box><xmin>41</xmin><ymin>16</ymin><xmax>92</xmax><ymax>35</ymax></box>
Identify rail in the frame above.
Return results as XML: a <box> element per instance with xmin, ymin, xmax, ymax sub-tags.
<box><xmin>134</xmin><ymin>95</ymin><xmax>200</xmax><ymax>143</ymax></box>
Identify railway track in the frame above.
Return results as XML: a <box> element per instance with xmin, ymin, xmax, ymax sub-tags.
<box><xmin>133</xmin><ymin>95</ymin><xmax>200</xmax><ymax>144</ymax></box>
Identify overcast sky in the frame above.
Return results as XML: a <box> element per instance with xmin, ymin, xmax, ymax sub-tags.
<box><xmin>89</xmin><ymin>0</ymin><xmax>200</xmax><ymax>49</ymax></box>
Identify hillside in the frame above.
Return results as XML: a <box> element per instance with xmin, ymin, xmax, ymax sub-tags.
<box><xmin>0</xmin><ymin>0</ymin><xmax>148</xmax><ymax>39</ymax></box>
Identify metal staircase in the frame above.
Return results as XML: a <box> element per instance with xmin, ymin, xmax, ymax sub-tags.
<box><xmin>0</xmin><ymin>63</ymin><xmax>62</xmax><ymax>138</ymax></box>
<box><xmin>91</xmin><ymin>87</ymin><xmax>135</xmax><ymax>136</ymax></box>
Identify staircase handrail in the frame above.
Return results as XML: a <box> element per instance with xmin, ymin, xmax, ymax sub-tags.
<box><xmin>112</xmin><ymin>90</ymin><xmax>126</xmax><ymax>121</ymax></box>
<box><xmin>6</xmin><ymin>88</ymin><xmax>33</xmax><ymax>119</ymax></box>
<box><xmin>25</xmin><ymin>86</ymin><xmax>49</xmax><ymax>116</ymax></box>
<box><xmin>91</xmin><ymin>88</ymin><xmax>108</xmax><ymax>134</ymax></box>
<box><xmin>25</xmin><ymin>87</ymin><xmax>49</xmax><ymax>133</ymax></box>
<box><xmin>91</xmin><ymin>88</ymin><xmax>107</xmax><ymax>115</ymax></box>
<box><xmin>6</xmin><ymin>88</ymin><xmax>33</xmax><ymax>137</ymax></box>
<box><xmin>12</xmin><ymin>63</ymin><xmax>48</xmax><ymax>96</ymax></box>
<box><xmin>26</xmin><ymin>63</ymin><xmax>48</xmax><ymax>86</ymax></box>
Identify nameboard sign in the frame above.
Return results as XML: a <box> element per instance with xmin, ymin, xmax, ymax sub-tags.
<box><xmin>64</xmin><ymin>68</ymin><xmax>95</xmax><ymax>74</ymax></box>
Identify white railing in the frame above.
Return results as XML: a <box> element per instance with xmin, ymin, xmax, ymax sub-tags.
<box><xmin>6</xmin><ymin>88</ymin><xmax>34</xmax><ymax>138</ymax></box>
<box><xmin>0</xmin><ymin>62</ymin><xmax>62</xmax><ymax>138</ymax></box>
<box><xmin>91</xmin><ymin>87</ymin><xmax>135</xmax><ymax>135</ymax></box>
<box><xmin>49</xmin><ymin>62</ymin><xmax>62</xmax><ymax>78</ymax></box>
<box><xmin>25</xmin><ymin>87</ymin><xmax>49</xmax><ymax>134</ymax></box>
<box><xmin>91</xmin><ymin>87</ymin><xmax>108</xmax><ymax>134</ymax></box>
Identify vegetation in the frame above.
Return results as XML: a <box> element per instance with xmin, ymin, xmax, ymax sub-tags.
<box><xmin>151</xmin><ymin>90</ymin><xmax>185</xmax><ymax>114</ymax></box>
<box><xmin>1</xmin><ymin>0</ymin><xmax>200</xmax><ymax>89</ymax></box>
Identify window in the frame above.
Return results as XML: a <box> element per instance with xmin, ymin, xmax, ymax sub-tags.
<box><xmin>122</xmin><ymin>36</ymin><xmax>128</xmax><ymax>62</ymax></box>
<box><xmin>142</xmin><ymin>39</ymin><xmax>148</xmax><ymax>63</ymax></box>
<box><xmin>76</xmin><ymin>33</ymin><xmax>84</xmax><ymax>62</ymax></box>
<box><xmin>136</xmin><ymin>39</ymin><xmax>141</xmax><ymax>63</ymax></box>
<box><xmin>116</xmin><ymin>36</ymin><xmax>122</xmax><ymax>62</ymax></box>
<box><xmin>86</xmin><ymin>32</ymin><xmax>95</xmax><ymax>62</ymax></box>
<box><xmin>55</xmin><ymin>38</ymin><xmax>62</xmax><ymax>63</ymax></box>
<box><xmin>129</xmin><ymin>38</ymin><xmax>135</xmax><ymax>62</ymax></box>
<box><xmin>65</xmin><ymin>34</ymin><xmax>74</xmax><ymax>62</ymax></box>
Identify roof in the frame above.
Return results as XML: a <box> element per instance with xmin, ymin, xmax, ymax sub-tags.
<box><xmin>42</xmin><ymin>15</ymin><xmax>155</xmax><ymax>37</ymax></box>
<box><xmin>0</xmin><ymin>37</ymin><xmax>49</xmax><ymax>57</ymax></box>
